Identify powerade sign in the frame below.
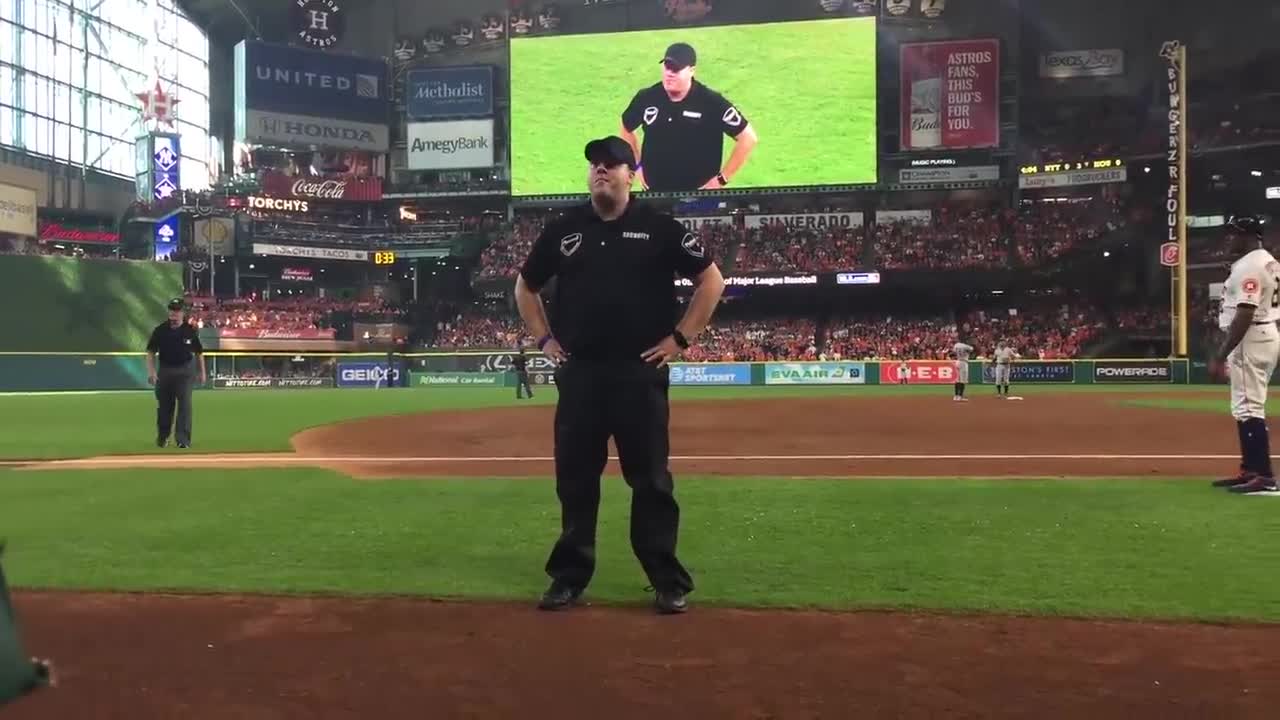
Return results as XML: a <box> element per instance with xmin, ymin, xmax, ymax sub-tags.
<box><xmin>981</xmin><ymin>362</ymin><xmax>1074</xmax><ymax>384</ymax></box>
<box><xmin>337</xmin><ymin>361</ymin><xmax>403</xmax><ymax>387</ymax></box>
<box><xmin>234</xmin><ymin>40</ymin><xmax>389</xmax><ymax>126</ymax></box>
<box><xmin>1094</xmin><ymin>361</ymin><xmax>1172</xmax><ymax>383</ymax></box>
<box><xmin>406</xmin><ymin>66</ymin><xmax>494</xmax><ymax>120</ymax></box>
<box><xmin>668</xmin><ymin>363</ymin><xmax>751</xmax><ymax>386</ymax></box>
<box><xmin>765</xmin><ymin>362</ymin><xmax>866</xmax><ymax>385</ymax></box>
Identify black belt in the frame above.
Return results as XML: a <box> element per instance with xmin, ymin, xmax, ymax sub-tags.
<box><xmin>1252</xmin><ymin>321</ymin><xmax>1273</xmax><ymax>325</ymax></box>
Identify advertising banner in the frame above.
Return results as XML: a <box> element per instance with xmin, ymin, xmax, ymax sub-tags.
<box><xmin>764</xmin><ymin>362</ymin><xmax>866</xmax><ymax>385</ymax></box>
<box><xmin>876</xmin><ymin>209</ymin><xmax>932</xmax><ymax>225</ymax></box>
<box><xmin>406</xmin><ymin>66</ymin><xmax>494</xmax><ymax>119</ymax></box>
<box><xmin>234</xmin><ymin>40</ymin><xmax>389</xmax><ymax>126</ymax></box>
<box><xmin>0</xmin><ymin>184</ymin><xmax>37</xmax><ymax>237</ymax></box>
<box><xmin>213</xmin><ymin>377</ymin><xmax>333</xmax><ymax>389</ymax></box>
<box><xmin>38</xmin><ymin>223</ymin><xmax>118</xmax><ymax>244</ymax></box>
<box><xmin>1094</xmin><ymin>361</ymin><xmax>1172</xmax><ymax>383</ymax></box>
<box><xmin>900</xmin><ymin>39</ymin><xmax>1000</xmax><ymax>151</ymax></box>
<box><xmin>406</xmin><ymin>119</ymin><xmax>495</xmax><ymax>170</ymax></box>
<box><xmin>217</xmin><ymin>328</ymin><xmax>336</xmax><ymax>340</ymax></box>
<box><xmin>192</xmin><ymin>217</ymin><xmax>234</xmax><ymax>256</ymax></box>
<box><xmin>241</xmin><ymin>109</ymin><xmax>389</xmax><ymax>152</ymax></box>
<box><xmin>980</xmin><ymin>362</ymin><xmax>1074</xmax><ymax>383</ymax></box>
<box><xmin>1039</xmin><ymin>49</ymin><xmax>1124</xmax><ymax>79</ymax></box>
<box><xmin>743</xmin><ymin>212</ymin><xmax>863</xmax><ymax>230</ymax></box>
<box><xmin>467</xmin><ymin>352</ymin><xmax>558</xmax><ymax>374</ymax></box>
<box><xmin>281</xmin><ymin>267</ymin><xmax>314</xmax><ymax>282</ymax></box>
<box><xmin>668</xmin><ymin>363</ymin><xmax>751</xmax><ymax>386</ymax></box>
<box><xmin>1017</xmin><ymin>168</ymin><xmax>1127</xmax><ymax>190</ymax></box>
<box><xmin>259</xmin><ymin>172</ymin><xmax>383</xmax><ymax>202</ymax></box>
<box><xmin>251</xmin><ymin>242</ymin><xmax>369</xmax><ymax>262</ymax></box>
<box><xmin>879</xmin><ymin>360</ymin><xmax>958</xmax><ymax>384</ymax></box>
<box><xmin>413</xmin><ymin>372</ymin><xmax>505</xmax><ymax>386</ymax></box>
<box><xmin>337</xmin><ymin>361</ymin><xmax>405</xmax><ymax>388</ymax></box>
<box><xmin>898</xmin><ymin>165</ymin><xmax>999</xmax><ymax>184</ymax></box>
<box><xmin>675</xmin><ymin>215</ymin><xmax>733</xmax><ymax>231</ymax></box>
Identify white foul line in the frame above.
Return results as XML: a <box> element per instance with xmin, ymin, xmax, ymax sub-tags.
<box><xmin>0</xmin><ymin>453</ymin><xmax>1261</xmax><ymax>467</ymax></box>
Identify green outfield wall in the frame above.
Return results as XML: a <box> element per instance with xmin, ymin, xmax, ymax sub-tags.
<box><xmin>0</xmin><ymin>353</ymin><xmax>1195</xmax><ymax>392</ymax></box>
<box><xmin>0</xmin><ymin>255</ymin><xmax>183</xmax><ymax>352</ymax></box>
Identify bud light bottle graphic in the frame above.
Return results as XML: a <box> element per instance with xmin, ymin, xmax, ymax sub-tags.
<box><xmin>909</xmin><ymin>76</ymin><xmax>942</xmax><ymax>149</ymax></box>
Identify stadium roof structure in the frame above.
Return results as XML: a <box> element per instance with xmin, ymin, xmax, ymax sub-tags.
<box><xmin>176</xmin><ymin>0</ymin><xmax>293</xmax><ymax>43</ymax></box>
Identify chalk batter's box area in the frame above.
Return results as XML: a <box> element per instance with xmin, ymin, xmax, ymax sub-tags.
<box><xmin>980</xmin><ymin>362</ymin><xmax>1075</xmax><ymax>384</ymax></box>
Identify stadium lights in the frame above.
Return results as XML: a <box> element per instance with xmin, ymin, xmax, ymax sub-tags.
<box><xmin>249</xmin><ymin>264</ymin><xmax>255</xmax><ymax>269</ymax></box>
<box><xmin>1144</xmin><ymin>166</ymin><xmax>1151</xmax><ymax>173</ymax></box>
<box><xmin>1102</xmin><ymin>251</ymin><xmax>1111</xmax><ymax>258</ymax></box>
<box><xmin>1251</xmin><ymin>170</ymin><xmax>1264</xmax><ymax>177</ymax></box>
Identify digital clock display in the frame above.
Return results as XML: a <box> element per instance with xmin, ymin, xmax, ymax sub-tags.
<box><xmin>373</xmin><ymin>251</ymin><xmax>397</xmax><ymax>265</ymax></box>
<box><xmin>1019</xmin><ymin>159</ymin><xmax>1124</xmax><ymax>175</ymax></box>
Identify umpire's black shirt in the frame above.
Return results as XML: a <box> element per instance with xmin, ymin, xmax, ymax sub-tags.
<box><xmin>622</xmin><ymin>80</ymin><xmax>748</xmax><ymax>192</ymax></box>
<box><xmin>146</xmin><ymin>322</ymin><xmax>203</xmax><ymax>368</ymax></box>
<box><xmin>520</xmin><ymin>202</ymin><xmax>712</xmax><ymax>362</ymax></box>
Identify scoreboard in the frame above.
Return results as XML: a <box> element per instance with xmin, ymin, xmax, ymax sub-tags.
<box><xmin>372</xmin><ymin>250</ymin><xmax>397</xmax><ymax>265</ymax></box>
<box><xmin>1019</xmin><ymin>159</ymin><xmax>1124</xmax><ymax>175</ymax></box>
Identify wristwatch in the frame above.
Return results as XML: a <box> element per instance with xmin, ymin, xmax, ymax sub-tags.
<box><xmin>672</xmin><ymin>329</ymin><xmax>690</xmax><ymax>349</ymax></box>
<box><xmin>716</xmin><ymin>173</ymin><xmax>728</xmax><ymax>186</ymax></box>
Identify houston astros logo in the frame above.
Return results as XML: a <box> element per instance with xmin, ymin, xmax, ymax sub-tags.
<box><xmin>722</xmin><ymin>107</ymin><xmax>742</xmax><ymax>127</ymax></box>
<box><xmin>643</xmin><ymin>106</ymin><xmax>659</xmax><ymax>126</ymax></box>
<box><xmin>560</xmin><ymin>233</ymin><xmax>583</xmax><ymax>257</ymax></box>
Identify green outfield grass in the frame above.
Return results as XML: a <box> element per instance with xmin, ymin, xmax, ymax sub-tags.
<box><xmin>0</xmin><ymin>384</ymin><xmax>1222</xmax><ymax>460</ymax></box>
<box><xmin>510</xmin><ymin>16</ymin><xmax>878</xmax><ymax>195</ymax></box>
<box><xmin>1</xmin><ymin>469</ymin><xmax>1277</xmax><ymax>621</ymax></box>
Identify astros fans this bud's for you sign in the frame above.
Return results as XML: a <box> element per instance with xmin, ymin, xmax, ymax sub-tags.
<box><xmin>900</xmin><ymin>39</ymin><xmax>1000</xmax><ymax>151</ymax></box>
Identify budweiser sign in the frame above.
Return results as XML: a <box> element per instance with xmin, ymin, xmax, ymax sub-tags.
<box><xmin>260</xmin><ymin>171</ymin><xmax>382</xmax><ymax>202</ymax></box>
<box><xmin>38</xmin><ymin>223</ymin><xmax>119</xmax><ymax>244</ymax></box>
<box><xmin>217</xmin><ymin>328</ymin><xmax>337</xmax><ymax>340</ymax></box>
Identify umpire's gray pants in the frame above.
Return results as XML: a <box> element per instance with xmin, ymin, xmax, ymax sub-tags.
<box><xmin>156</xmin><ymin>362</ymin><xmax>196</xmax><ymax>445</ymax></box>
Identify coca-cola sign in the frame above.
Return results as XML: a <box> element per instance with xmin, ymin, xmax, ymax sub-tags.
<box><xmin>260</xmin><ymin>171</ymin><xmax>382</xmax><ymax>202</ymax></box>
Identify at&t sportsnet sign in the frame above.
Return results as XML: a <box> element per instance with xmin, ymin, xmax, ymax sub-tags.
<box><xmin>668</xmin><ymin>364</ymin><xmax>751</xmax><ymax>386</ymax></box>
<box><xmin>765</xmin><ymin>362</ymin><xmax>865</xmax><ymax>385</ymax></box>
<box><xmin>1094</xmin><ymin>361</ymin><xmax>1172</xmax><ymax>383</ymax></box>
<box><xmin>406</xmin><ymin>66</ymin><xmax>494</xmax><ymax>119</ymax></box>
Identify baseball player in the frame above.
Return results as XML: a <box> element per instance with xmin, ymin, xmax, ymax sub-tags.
<box><xmin>897</xmin><ymin>360</ymin><xmax>909</xmax><ymax>385</ymax></box>
<box><xmin>993</xmin><ymin>341</ymin><xmax>1019</xmax><ymax>398</ymax></box>
<box><xmin>1210</xmin><ymin>216</ymin><xmax>1280</xmax><ymax>494</ymax></box>
<box><xmin>952</xmin><ymin>338</ymin><xmax>974</xmax><ymax>401</ymax></box>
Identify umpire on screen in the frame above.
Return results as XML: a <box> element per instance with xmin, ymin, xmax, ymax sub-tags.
<box><xmin>146</xmin><ymin>298</ymin><xmax>207</xmax><ymax>449</ymax></box>
<box><xmin>515</xmin><ymin>135</ymin><xmax>726</xmax><ymax>614</ymax></box>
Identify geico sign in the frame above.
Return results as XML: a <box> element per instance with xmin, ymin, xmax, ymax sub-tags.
<box><xmin>248</xmin><ymin>196</ymin><xmax>309</xmax><ymax>212</ymax></box>
<box><xmin>340</xmin><ymin>367</ymin><xmax>400</xmax><ymax>381</ymax></box>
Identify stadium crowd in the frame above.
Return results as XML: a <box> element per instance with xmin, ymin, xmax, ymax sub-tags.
<box><xmin>184</xmin><ymin>295</ymin><xmax>405</xmax><ymax>333</ymax></box>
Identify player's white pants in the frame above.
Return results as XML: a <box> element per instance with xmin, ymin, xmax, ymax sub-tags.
<box><xmin>1229</xmin><ymin>322</ymin><xmax>1280</xmax><ymax>421</ymax></box>
<box><xmin>954</xmin><ymin>360</ymin><xmax>969</xmax><ymax>384</ymax></box>
<box><xmin>994</xmin><ymin>364</ymin><xmax>1011</xmax><ymax>386</ymax></box>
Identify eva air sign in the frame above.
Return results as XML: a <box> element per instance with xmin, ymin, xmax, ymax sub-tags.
<box><xmin>764</xmin><ymin>362</ymin><xmax>866</xmax><ymax>385</ymax></box>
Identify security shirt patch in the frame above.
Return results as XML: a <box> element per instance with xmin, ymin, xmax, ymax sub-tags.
<box><xmin>560</xmin><ymin>233</ymin><xmax>583</xmax><ymax>257</ymax></box>
<box><xmin>643</xmin><ymin>106</ymin><xmax>659</xmax><ymax>126</ymax></box>
<box><xmin>681</xmin><ymin>233</ymin><xmax>705</xmax><ymax>258</ymax></box>
<box><xmin>722</xmin><ymin>107</ymin><xmax>743</xmax><ymax>127</ymax></box>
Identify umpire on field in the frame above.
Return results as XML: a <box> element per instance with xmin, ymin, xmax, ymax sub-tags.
<box><xmin>515</xmin><ymin>135</ymin><xmax>726</xmax><ymax>614</ymax></box>
<box><xmin>146</xmin><ymin>298</ymin><xmax>207</xmax><ymax>449</ymax></box>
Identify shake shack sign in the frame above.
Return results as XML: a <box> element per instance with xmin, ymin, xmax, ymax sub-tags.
<box><xmin>1093</xmin><ymin>361</ymin><xmax>1172</xmax><ymax>383</ymax></box>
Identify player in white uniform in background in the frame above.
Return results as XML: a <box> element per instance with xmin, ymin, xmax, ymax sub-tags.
<box><xmin>897</xmin><ymin>360</ymin><xmax>910</xmax><ymax>385</ymax></box>
<box><xmin>993</xmin><ymin>341</ymin><xmax>1019</xmax><ymax>398</ymax></box>
<box><xmin>1209</xmin><ymin>216</ymin><xmax>1280</xmax><ymax>494</ymax></box>
<box><xmin>952</xmin><ymin>339</ymin><xmax>974</xmax><ymax>401</ymax></box>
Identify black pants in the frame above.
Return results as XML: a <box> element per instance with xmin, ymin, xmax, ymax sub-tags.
<box><xmin>516</xmin><ymin>371</ymin><xmax>534</xmax><ymax>398</ymax></box>
<box><xmin>545</xmin><ymin>359</ymin><xmax>693</xmax><ymax>594</ymax></box>
<box><xmin>156</xmin><ymin>362</ymin><xmax>196</xmax><ymax>445</ymax></box>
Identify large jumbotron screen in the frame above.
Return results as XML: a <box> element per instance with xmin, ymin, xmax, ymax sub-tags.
<box><xmin>509</xmin><ymin>16</ymin><xmax>878</xmax><ymax>196</ymax></box>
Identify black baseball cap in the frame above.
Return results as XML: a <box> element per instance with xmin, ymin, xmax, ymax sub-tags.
<box><xmin>167</xmin><ymin>298</ymin><xmax>185</xmax><ymax>310</ymax></box>
<box><xmin>661</xmin><ymin>42</ymin><xmax>696</xmax><ymax>70</ymax></box>
<box><xmin>584</xmin><ymin>136</ymin><xmax>637</xmax><ymax>169</ymax></box>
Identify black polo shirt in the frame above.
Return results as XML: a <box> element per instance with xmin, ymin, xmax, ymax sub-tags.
<box><xmin>621</xmin><ymin>79</ymin><xmax>748</xmax><ymax>192</ymax></box>
<box><xmin>146</xmin><ymin>321</ymin><xmax>203</xmax><ymax>368</ymax></box>
<box><xmin>512</xmin><ymin>353</ymin><xmax>528</xmax><ymax>372</ymax></box>
<box><xmin>519</xmin><ymin>202</ymin><xmax>712</xmax><ymax>362</ymax></box>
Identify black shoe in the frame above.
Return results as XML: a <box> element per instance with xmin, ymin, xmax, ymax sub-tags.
<box><xmin>653</xmin><ymin>588</ymin><xmax>689</xmax><ymax>615</ymax></box>
<box><xmin>156</xmin><ymin>437</ymin><xmax>167</xmax><ymax>448</ymax></box>
<box><xmin>537</xmin><ymin>582</ymin><xmax>582</xmax><ymax>611</ymax></box>
<box><xmin>177</xmin><ymin>442</ymin><xmax>190</xmax><ymax>449</ymax></box>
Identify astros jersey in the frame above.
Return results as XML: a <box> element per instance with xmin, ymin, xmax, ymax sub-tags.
<box><xmin>622</xmin><ymin>79</ymin><xmax>748</xmax><ymax>192</ymax></box>
<box><xmin>1219</xmin><ymin>248</ymin><xmax>1280</xmax><ymax>329</ymax></box>
<box><xmin>953</xmin><ymin>343</ymin><xmax>974</xmax><ymax>361</ymax></box>
<box><xmin>994</xmin><ymin>347</ymin><xmax>1018</xmax><ymax>364</ymax></box>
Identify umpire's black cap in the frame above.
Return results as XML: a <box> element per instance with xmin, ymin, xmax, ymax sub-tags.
<box><xmin>661</xmin><ymin>42</ymin><xmax>696</xmax><ymax>70</ymax></box>
<box><xmin>167</xmin><ymin>297</ymin><xmax>185</xmax><ymax>311</ymax></box>
<box><xmin>584</xmin><ymin>136</ymin><xmax>637</xmax><ymax>169</ymax></box>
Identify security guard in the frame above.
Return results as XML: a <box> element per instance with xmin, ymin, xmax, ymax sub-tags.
<box><xmin>515</xmin><ymin>135</ymin><xmax>726</xmax><ymax>615</ymax></box>
<box><xmin>512</xmin><ymin>344</ymin><xmax>534</xmax><ymax>399</ymax></box>
<box><xmin>146</xmin><ymin>298</ymin><xmax>207</xmax><ymax>448</ymax></box>
<box><xmin>619</xmin><ymin>42</ymin><xmax>759</xmax><ymax>192</ymax></box>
